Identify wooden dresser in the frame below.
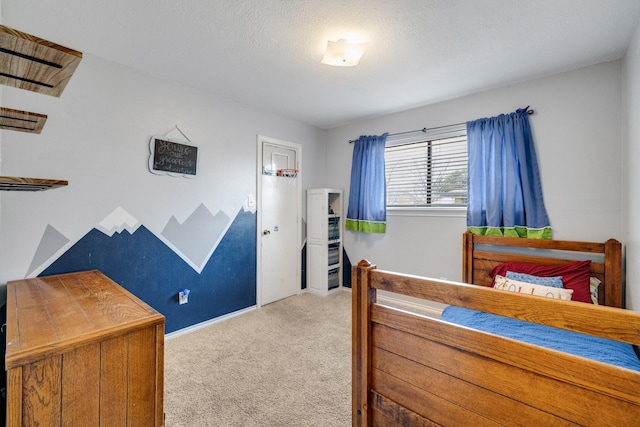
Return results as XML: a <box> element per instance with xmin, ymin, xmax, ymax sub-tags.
<box><xmin>5</xmin><ymin>270</ymin><xmax>165</xmax><ymax>426</ymax></box>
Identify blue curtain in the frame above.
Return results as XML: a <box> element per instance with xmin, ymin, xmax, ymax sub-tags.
<box><xmin>466</xmin><ymin>108</ymin><xmax>551</xmax><ymax>239</ymax></box>
<box><xmin>346</xmin><ymin>133</ymin><xmax>388</xmax><ymax>233</ymax></box>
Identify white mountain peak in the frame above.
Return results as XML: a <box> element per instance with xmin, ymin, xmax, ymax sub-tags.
<box><xmin>98</xmin><ymin>207</ymin><xmax>140</xmax><ymax>236</ymax></box>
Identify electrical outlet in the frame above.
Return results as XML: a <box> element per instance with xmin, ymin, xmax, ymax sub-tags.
<box><xmin>179</xmin><ymin>289</ymin><xmax>190</xmax><ymax>305</ymax></box>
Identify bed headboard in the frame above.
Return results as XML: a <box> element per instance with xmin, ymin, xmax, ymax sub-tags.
<box><xmin>462</xmin><ymin>231</ymin><xmax>623</xmax><ymax>308</ymax></box>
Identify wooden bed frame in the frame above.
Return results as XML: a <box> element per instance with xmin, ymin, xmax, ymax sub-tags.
<box><xmin>462</xmin><ymin>231</ymin><xmax>624</xmax><ymax>308</ymax></box>
<box><xmin>352</xmin><ymin>232</ymin><xmax>640</xmax><ymax>426</ymax></box>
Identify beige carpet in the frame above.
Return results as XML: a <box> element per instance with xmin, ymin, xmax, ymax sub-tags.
<box><xmin>164</xmin><ymin>290</ymin><xmax>352</xmax><ymax>427</ymax></box>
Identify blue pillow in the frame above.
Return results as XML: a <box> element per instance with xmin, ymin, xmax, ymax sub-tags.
<box><xmin>505</xmin><ymin>271</ymin><xmax>564</xmax><ymax>288</ymax></box>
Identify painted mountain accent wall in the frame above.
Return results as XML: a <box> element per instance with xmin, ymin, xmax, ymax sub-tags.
<box><xmin>342</xmin><ymin>249</ymin><xmax>352</xmax><ymax>288</ymax></box>
<box><xmin>162</xmin><ymin>203</ymin><xmax>231</xmax><ymax>271</ymax></box>
<box><xmin>40</xmin><ymin>208</ymin><xmax>256</xmax><ymax>333</ymax></box>
<box><xmin>98</xmin><ymin>206</ymin><xmax>140</xmax><ymax>236</ymax></box>
<box><xmin>26</xmin><ymin>225</ymin><xmax>71</xmax><ymax>277</ymax></box>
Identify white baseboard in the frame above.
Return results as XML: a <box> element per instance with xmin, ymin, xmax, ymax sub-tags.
<box><xmin>165</xmin><ymin>305</ymin><xmax>257</xmax><ymax>339</ymax></box>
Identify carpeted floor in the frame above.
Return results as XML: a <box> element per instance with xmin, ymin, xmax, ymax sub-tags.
<box><xmin>164</xmin><ymin>290</ymin><xmax>352</xmax><ymax>427</ymax></box>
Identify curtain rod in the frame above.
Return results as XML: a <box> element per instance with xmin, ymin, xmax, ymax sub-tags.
<box><xmin>348</xmin><ymin>108</ymin><xmax>534</xmax><ymax>143</ymax></box>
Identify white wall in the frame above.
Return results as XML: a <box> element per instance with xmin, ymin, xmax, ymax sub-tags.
<box><xmin>623</xmin><ymin>20</ymin><xmax>640</xmax><ymax>310</ymax></box>
<box><xmin>1</xmin><ymin>12</ymin><xmax>634</xmax><ymax>311</ymax></box>
<box><xmin>0</xmin><ymin>53</ymin><xmax>325</xmax><ymax>284</ymax></box>
<box><xmin>326</xmin><ymin>61</ymin><xmax>624</xmax><ymax>284</ymax></box>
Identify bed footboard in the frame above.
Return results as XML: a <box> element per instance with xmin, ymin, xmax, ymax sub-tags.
<box><xmin>352</xmin><ymin>260</ymin><xmax>640</xmax><ymax>426</ymax></box>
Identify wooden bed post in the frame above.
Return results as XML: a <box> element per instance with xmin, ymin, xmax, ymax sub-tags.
<box><xmin>605</xmin><ymin>238</ymin><xmax>623</xmax><ymax>308</ymax></box>
<box><xmin>462</xmin><ymin>231</ymin><xmax>474</xmax><ymax>284</ymax></box>
<box><xmin>352</xmin><ymin>259</ymin><xmax>376</xmax><ymax>427</ymax></box>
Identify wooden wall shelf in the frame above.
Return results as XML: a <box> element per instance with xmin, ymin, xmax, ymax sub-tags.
<box><xmin>0</xmin><ymin>26</ymin><xmax>77</xmax><ymax>190</ymax></box>
<box><xmin>0</xmin><ymin>107</ymin><xmax>47</xmax><ymax>133</ymax></box>
<box><xmin>0</xmin><ymin>176</ymin><xmax>68</xmax><ymax>191</ymax></box>
<box><xmin>0</xmin><ymin>25</ymin><xmax>82</xmax><ymax>97</ymax></box>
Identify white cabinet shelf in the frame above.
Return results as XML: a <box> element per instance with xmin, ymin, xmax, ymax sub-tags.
<box><xmin>307</xmin><ymin>188</ymin><xmax>343</xmax><ymax>296</ymax></box>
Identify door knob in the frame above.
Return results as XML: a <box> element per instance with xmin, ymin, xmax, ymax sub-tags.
<box><xmin>263</xmin><ymin>230</ymin><xmax>271</xmax><ymax>235</ymax></box>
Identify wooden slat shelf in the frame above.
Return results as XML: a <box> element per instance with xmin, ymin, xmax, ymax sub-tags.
<box><xmin>0</xmin><ymin>27</ymin><xmax>76</xmax><ymax>192</ymax></box>
<box><xmin>0</xmin><ymin>25</ymin><xmax>82</xmax><ymax>97</ymax></box>
<box><xmin>0</xmin><ymin>107</ymin><xmax>47</xmax><ymax>133</ymax></box>
<box><xmin>0</xmin><ymin>176</ymin><xmax>68</xmax><ymax>191</ymax></box>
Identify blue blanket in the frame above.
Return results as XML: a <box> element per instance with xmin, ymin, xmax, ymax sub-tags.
<box><xmin>441</xmin><ymin>306</ymin><xmax>640</xmax><ymax>372</ymax></box>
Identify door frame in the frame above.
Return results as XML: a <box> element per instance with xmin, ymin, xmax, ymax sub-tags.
<box><xmin>256</xmin><ymin>135</ymin><xmax>302</xmax><ymax>307</ymax></box>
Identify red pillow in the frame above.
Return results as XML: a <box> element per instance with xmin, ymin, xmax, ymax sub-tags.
<box><xmin>489</xmin><ymin>260</ymin><xmax>592</xmax><ymax>303</ymax></box>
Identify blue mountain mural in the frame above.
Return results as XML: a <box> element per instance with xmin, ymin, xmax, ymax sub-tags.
<box><xmin>41</xmin><ymin>208</ymin><xmax>256</xmax><ymax>333</ymax></box>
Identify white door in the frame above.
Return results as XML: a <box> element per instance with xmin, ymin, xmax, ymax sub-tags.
<box><xmin>257</xmin><ymin>136</ymin><xmax>301</xmax><ymax>306</ymax></box>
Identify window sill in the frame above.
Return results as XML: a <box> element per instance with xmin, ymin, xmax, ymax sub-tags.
<box><xmin>387</xmin><ymin>206</ymin><xmax>466</xmax><ymax>218</ymax></box>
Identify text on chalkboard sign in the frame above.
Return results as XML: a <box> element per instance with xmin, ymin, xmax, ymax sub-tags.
<box><xmin>149</xmin><ymin>136</ymin><xmax>198</xmax><ymax>178</ymax></box>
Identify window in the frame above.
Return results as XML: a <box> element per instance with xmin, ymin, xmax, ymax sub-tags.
<box><xmin>385</xmin><ymin>124</ymin><xmax>467</xmax><ymax>208</ymax></box>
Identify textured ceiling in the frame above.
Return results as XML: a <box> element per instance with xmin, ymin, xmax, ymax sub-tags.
<box><xmin>2</xmin><ymin>0</ymin><xmax>640</xmax><ymax>129</ymax></box>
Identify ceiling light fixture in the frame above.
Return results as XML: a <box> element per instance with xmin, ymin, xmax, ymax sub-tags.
<box><xmin>321</xmin><ymin>39</ymin><xmax>368</xmax><ymax>67</ymax></box>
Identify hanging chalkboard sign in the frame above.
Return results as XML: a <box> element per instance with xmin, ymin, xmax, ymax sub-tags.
<box><xmin>148</xmin><ymin>136</ymin><xmax>198</xmax><ymax>178</ymax></box>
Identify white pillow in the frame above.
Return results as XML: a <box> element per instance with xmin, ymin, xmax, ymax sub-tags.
<box><xmin>493</xmin><ymin>275</ymin><xmax>574</xmax><ymax>300</ymax></box>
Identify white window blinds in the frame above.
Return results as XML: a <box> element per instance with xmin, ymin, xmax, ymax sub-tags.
<box><xmin>385</xmin><ymin>124</ymin><xmax>467</xmax><ymax>207</ymax></box>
